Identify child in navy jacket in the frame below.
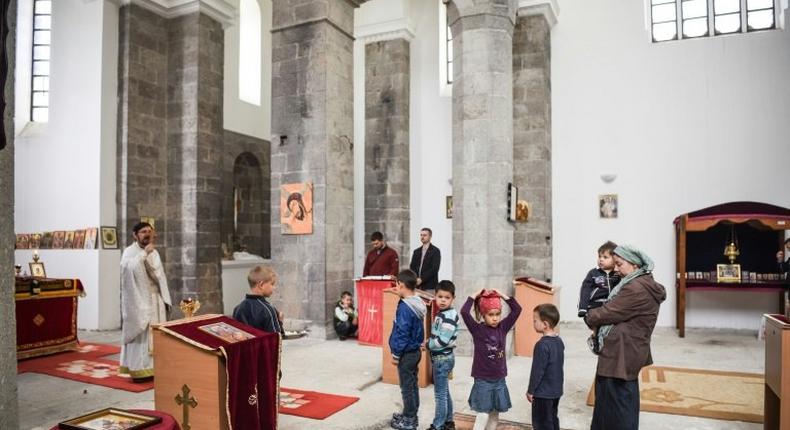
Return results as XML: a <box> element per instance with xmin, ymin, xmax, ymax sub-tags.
<box><xmin>388</xmin><ymin>270</ymin><xmax>427</xmax><ymax>430</ymax></box>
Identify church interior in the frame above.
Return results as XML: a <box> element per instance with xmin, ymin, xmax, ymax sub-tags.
<box><xmin>2</xmin><ymin>0</ymin><xmax>790</xmax><ymax>429</ymax></box>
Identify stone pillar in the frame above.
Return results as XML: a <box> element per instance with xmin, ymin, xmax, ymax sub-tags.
<box><xmin>118</xmin><ymin>3</ymin><xmax>230</xmax><ymax>314</ymax></box>
<box><xmin>513</xmin><ymin>4</ymin><xmax>555</xmax><ymax>282</ymax></box>
<box><xmin>364</xmin><ymin>38</ymin><xmax>410</xmax><ymax>265</ymax></box>
<box><xmin>165</xmin><ymin>13</ymin><xmax>225</xmax><ymax>313</ymax></box>
<box><xmin>0</xmin><ymin>1</ymin><xmax>17</xmax><ymax>426</ymax></box>
<box><xmin>447</xmin><ymin>0</ymin><xmax>517</xmax><ymax>354</ymax></box>
<box><xmin>271</xmin><ymin>0</ymin><xmax>367</xmax><ymax>338</ymax></box>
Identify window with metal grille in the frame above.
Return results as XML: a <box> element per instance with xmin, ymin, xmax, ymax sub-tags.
<box><xmin>446</xmin><ymin>7</ymin><xmax>453</xmax><ymax>85</ymax></box>
<box><xmin>31</xmin><ymin>0</ymin><xmax>51</xmax><ymax>122</ymax></box>
<box><xmin>650</xmin><ymin>0</ymin><xmax>781</xmax><ymax>42</ymax></box>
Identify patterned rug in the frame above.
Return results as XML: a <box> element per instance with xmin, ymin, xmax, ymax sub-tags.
<box><xmin>278</xmin><ymin>387</ymin><xmax>359</xmax><ymax>420</ymax></box>
<box><xmin>586</xmin><ymin>365</ymin><xmax>763</xmax><ymax>423</ymax></box>
<box><xmin>17</xmin><ymin>342</ymin><xmax>154</xmax><ymax>393</ymax></box>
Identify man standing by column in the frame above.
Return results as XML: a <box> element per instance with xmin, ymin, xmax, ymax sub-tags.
<box><xmin>363</xmin><ymin>231</ymin><xmax>400</xmax><ymax>277</ymax></box>
<box><xmin>410</xmin><ymin>227</ymin><xmax>441</xmax><ymax>291</ymax></box>
<box><xmin>119</xmin><ymin>222</ymin><xmax>172</xmax><ymax>382</ymax></box>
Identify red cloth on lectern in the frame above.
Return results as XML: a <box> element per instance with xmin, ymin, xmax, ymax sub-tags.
<box><xmin>355</xmin><ymin>279</ymin><xmax>395</xmax><ymax>346</ymax></box>
<box><xmin>158</xmin><ymin>316</ymin><xmax>280</xmax><ymax>430</ymax></box>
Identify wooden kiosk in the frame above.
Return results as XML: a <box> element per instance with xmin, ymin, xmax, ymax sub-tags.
<box><xmin>381</xmin><ymin>289</ymin><xmax>435</xmax><ymax>388</ymax></box>
<box><xmin>513</xmin><ymin>277</ymin><xmax>560</xmax><ymax>357</ymax></box>
<box><xmin>674</xmin><ymin>202</ymin><xmax>790</xmax><ymax>337</ymax></box>
<box><xmin>764</xmin><ymin>314</ymin><xmax>790</xmax><ymax>430</ymax></box>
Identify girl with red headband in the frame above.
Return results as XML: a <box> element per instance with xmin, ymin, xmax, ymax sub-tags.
<box><xmin>460</xmin><ymin>288</ymin><xmax>522</xmax><ymax>430</ymax></box>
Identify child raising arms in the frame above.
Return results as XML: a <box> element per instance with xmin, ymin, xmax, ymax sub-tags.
<box><xmin>460</xmin><ymin>288</ymin><xmax>522</xmax><ymax>430</ymax></box>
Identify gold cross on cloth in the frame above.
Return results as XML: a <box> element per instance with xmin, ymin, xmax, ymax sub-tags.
<box><xmin>175</xmin><ymin>384</ymin><xmax>198</xmax><ymax>430</ymax></box>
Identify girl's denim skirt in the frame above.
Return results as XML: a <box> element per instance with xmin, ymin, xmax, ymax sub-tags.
<box><xmin>468</xmin><ymin>377</ymin><xmax>511</xmax><ymax>413</ymax></box>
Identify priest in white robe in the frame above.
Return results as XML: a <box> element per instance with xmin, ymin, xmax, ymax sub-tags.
<box><xmin>119</xmin><ymin>222</ymin><xmax>172</xmax><ymax>382</ymax></box>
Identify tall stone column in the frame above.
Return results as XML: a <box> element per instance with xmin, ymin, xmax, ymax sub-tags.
<box><xmin>118</xmin><ymin>1</ymin><xmax>232</xmax><ymax>314</ymax></box>
<box><xmin>513</xmin><ymin>3</ymin><xmax>557</xmax><ymax>281</ymax></box>
<box><xmin>0</xmin><ymin>1</ymin><xmax>17</xmax><ymax>426</ymax></box>
<box><xmin>447</xmin><ymin>0</ymin><xmax>517</xmax><ymax>354</ymax></box>
<box><xmin>364</xmin><ymin>38</ymin><xmax>410</xmax><ymax>265</ymax></box>
<box><xmin>448</xmin><ymin>1</ymin><xmax>517</xmax><ymax>292</ymax></box>
<box><xmin>271</xmin><ymin>0</ymin><xmax>368</xmax><ymax>338</ymax></box>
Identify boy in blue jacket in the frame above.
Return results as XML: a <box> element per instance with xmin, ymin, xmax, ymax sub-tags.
<box><xmin>389</xmin><ymin>269</ymin><xmax>427</xmax><ymax>430</ymax></box>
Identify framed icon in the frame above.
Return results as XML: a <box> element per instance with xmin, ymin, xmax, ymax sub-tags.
<box><xmin>446</xmin><ymin>195</ymin><xmax>453</xmax><ymax>219</ymax></box>
<box><xmin>58</xmin><ymin>407</ymin><xmax>162</xmax><ymax>430</ymax></box>
<box><xmin>101</xmin><ymin>226</ymin><xmax>119</xmax><ymax>249</ymax></box>
<box><xmin>29</xmin><ymin>262</ymin><xmax>46</xmax><ymax>278</ymax></box>
<box><xmin>716</xmin><ymin>263</ymin><xmax>741</xmax><ymax>282</ymax></box>
<box><xmin>599</xmin><ymin>194</ymin><xmax>618</xmax><ymax>219</ymax></box>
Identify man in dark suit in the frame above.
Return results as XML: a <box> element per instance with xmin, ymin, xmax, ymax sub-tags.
<box><xmin>409</xmin><ymin>227</ymin><xmax>441</xmax><ymax>291</ymax></box>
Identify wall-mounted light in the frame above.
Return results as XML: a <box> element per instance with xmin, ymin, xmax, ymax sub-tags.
<box><xmin>279</xmin><ymin>135</ymin><xmax>288</xmax><ymax>146</ymax></box>
<box><xmin>600</xmin><ymin>173</ymin><xmax>617</xmax><ymax>183</ymax></box>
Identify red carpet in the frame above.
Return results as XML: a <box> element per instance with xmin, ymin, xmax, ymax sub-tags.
<box><xmin>279</xmin><ymin>387</ymin><xmax>359</xmax><ymax>419</ymax></box>
<box><xmin>17</xmin><ymin>342</ymin><xmax>154</xmax><ymax>393</ymax></box>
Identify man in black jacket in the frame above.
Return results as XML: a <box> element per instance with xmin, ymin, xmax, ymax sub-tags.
<box><xmin>409</xmin><ymin>227</ymin><xmax>441</xmax><ymax>291</ymax></box>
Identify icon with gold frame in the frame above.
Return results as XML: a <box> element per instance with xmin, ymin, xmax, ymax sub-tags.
<box><xmin>716</xmin><ymin>263</ymin><xmax>741</xmax><ymax>282</ymax></box>
<box><xmin>101</xmin><ymin>226</ymin><xmax>119</xmax><ymax>249</ymax></box>
<box><xmin>58</xmin><ymin>407</ymin><xmax>162</xmax><ymax>430</ymax></box>
<box><xmin>29</xmin><ymin>262</ymin><xmax>46</xmax><ymax>278</ymax></box>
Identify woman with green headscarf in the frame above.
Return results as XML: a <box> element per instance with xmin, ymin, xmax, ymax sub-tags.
<box><xmin>584</xmin><ymin>245</ymin><xmax>666</xmax><ymax>430</ymax></box>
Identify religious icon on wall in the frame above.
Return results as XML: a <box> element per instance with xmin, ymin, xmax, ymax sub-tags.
<box><xmin>280</xmin><ymin>182</ymin><xmax>314</xmax><ymax>235</ymax></box>
<box><xmin>599</xmin><ymin>194</ymin><xmax>618</xmax><ymax>219</ymax></box>
<box><xmin>84</xmin><ymin>227</ymin><xmax>98</xmax><ymax>249</ymax></box>
<box><xmin>63</xmin><ymin>231</ymin><xmax>75</xmax><ymax>249</ymax></box>
<box><xmin>516</xmin><ymin>200</ymin><xmax>530</xmax><ymax>222</ymax></box>
<box><xmin>73</xmin><ymin>229</ymin><xmax>86</xmax><ymax>249</ymax></box>
<box><xmin>16</xmin><ymin>234</ymin><xmax>30</xmax><ymax>249</ymax></box>
<box><xmin>52</xmin><ymin>231</ymin><xmax>66</xmax><ymax>249</ymax></box>
<box><xmin>41</xmin><ymin>231</ymin><xmax>53</xmax><ymax>249</ymax></box>
<box><xmin>140</xmin><ymin>216</ymin><xmax>156</xmax><ymax>230</ymax></box>
<box><xmin>446</xmin><ymin>196</ymin><xmax>453</xmax><ymax>219</ymax></box>
<box><xmin>101</xmin><ymin>227</ymin><xmax>118</xmax><ymax>249</ymax></box>
<box><xmin>30</xmin><ymin>233</ymin><xmax>41</xmax><ymax>249</ymax></box>
<box><xmin>717</xmin><ymin>263</ymin><xmax>741</xmax><ymax>282</ymax></box>
<box><xmin>198</xmin><ymin>322</ymin><xmax>255</xmax><ymax>344</ymax></box>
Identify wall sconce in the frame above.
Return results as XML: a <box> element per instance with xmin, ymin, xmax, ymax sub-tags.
<box><xmin>600</xmin><ymin>173</ymin><xmax>617</xmax><ymax>184</ymax></box>
<box><xmin>279</xmin><ymin>135</ymin><xmax>288</xmax><ymax>146</ymax></box>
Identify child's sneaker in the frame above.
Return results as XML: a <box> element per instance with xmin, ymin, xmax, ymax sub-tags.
<box><xmin>425</xmin><ymin>425</ymin><xmax>444</xmax><ymax>430</ymax></box>
<box><xmin>392</xmin><ymin>415</ymin><xmax>417</xmax><ymax>430</ymax></box>
<box><xmin>443</xmin><ymin>420</ymin><xmax>456</xmax><ymax>430</ymax></box>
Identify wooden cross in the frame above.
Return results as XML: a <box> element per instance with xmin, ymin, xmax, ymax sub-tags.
<box><xmin>175</xmin><ymin>384</ymin><xmax>198</xmax><ymax>430</ymax></box>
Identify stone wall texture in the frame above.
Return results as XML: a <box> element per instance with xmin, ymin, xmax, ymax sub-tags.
<box><xmin>270</xmin><ymin>0</ymin><xmax>363</xmax><ymax>338</ymax></box>
<box><xmin>222</xmin><ymin>131</ymin><xmax>271</xmax><ymax>258</ymax></box>
<box><xmin>364</xmin><ymin>38</ymin><xmax>410</xmax><ymax>267</ymax></box>
<box><xmin>0</xmin><ymin>1</ymin><xmax>18</xmax><ymax>426</ymax></box>
<box><xmin>513</xmin><ymin>14</ymin><xmax>552</xmax><ymax>281</ymax></box>
<box><xmin>118</xmin><ymin>6</ymin><xmax>225</xmax><ymax>315</ymax></box>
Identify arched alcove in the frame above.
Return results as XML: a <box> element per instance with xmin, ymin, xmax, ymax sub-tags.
<box><xmin>221</xmin><ymin>148</ymin><xmax>270</xmax><ymax>258</ymax></box>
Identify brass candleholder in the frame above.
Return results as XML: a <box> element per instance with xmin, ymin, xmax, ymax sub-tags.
<box><xmin>179</xmin><ymin>298</ymin><xmax>201</xmax><ymax>319</ymax></box>
<box><xmin>15</xmin><ymin>264</ymin><xmax>21</xmax><ymax>276</ymax></box>
<box><xmin>723</xmin><ymin>242</ymin><xmax>739</xmax><ymax>264</ymax></box>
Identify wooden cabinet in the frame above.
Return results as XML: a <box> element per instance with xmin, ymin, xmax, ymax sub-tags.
<box><xmin>674</xmin><ymin>202</ymin><xmax>790</xmax><ymax>337</ymax></box>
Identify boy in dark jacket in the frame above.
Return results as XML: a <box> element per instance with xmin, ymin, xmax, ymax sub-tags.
<box><xmin>232</xmin><ymin>265</ymin><xmax>284</xmax><ymax>335</ymax></box>
<box><xmin>578</xmin><ymin>241</ymin><xmax>620</xmax><ymax>318</ymax></box>
<box><xmin>389</xmin><ymin>270</ymin><xmax>427</xmax><ymax>430</ymax></box>
<box><xmin>527</xmin><ymin>304</ymin><xmax>564</xmax><ymax>430</ymax></box>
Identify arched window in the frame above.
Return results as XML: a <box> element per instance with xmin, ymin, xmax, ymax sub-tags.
<box><xmin>31</xmin><ymin>0</ymin><xmax>51</xmax><ymax>122</ymax></box>
<box><xmin>239</xmin><ymin>0</ymin><xmax>261</xmax><ymax>106</ymax></box>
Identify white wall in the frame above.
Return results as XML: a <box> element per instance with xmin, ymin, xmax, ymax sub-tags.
<box><xmin>353</xmin><ymin>0</ymin><xmax>454</xmax><ymax>279</ymax></box>
<box><xmin>14</xmin><ymin>0</ymin><xmax>120</xmax><ymax>330</ymax></box>
<box><xmin>223</xmin><ymin>0</ymin><xmax>271</xmax><ymax>140</ymax></box>
<box><xmin>551</xmin><ymin>0</ymin><xmax>790</xmax><ymax>329</ymax></box>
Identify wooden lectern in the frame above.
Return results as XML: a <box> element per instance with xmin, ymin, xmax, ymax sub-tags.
<box><xmin>513</xmin><ymin>277</ymin><xmax>560</xmax><ymax>357</ymax></box>
<box><xmin>764</xmin><ymin>313</ymin><xmax>790</xmax><ymax>430</ymax></box>
<box><xmin>381</xmin><ymin>289</ymin><xmax>434</xmax><ymax>388</ymax></box>
<box><xmin>153</xmin><ymin>317</ymin><xmax>230</xmax><ymax>430</ymax></box>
